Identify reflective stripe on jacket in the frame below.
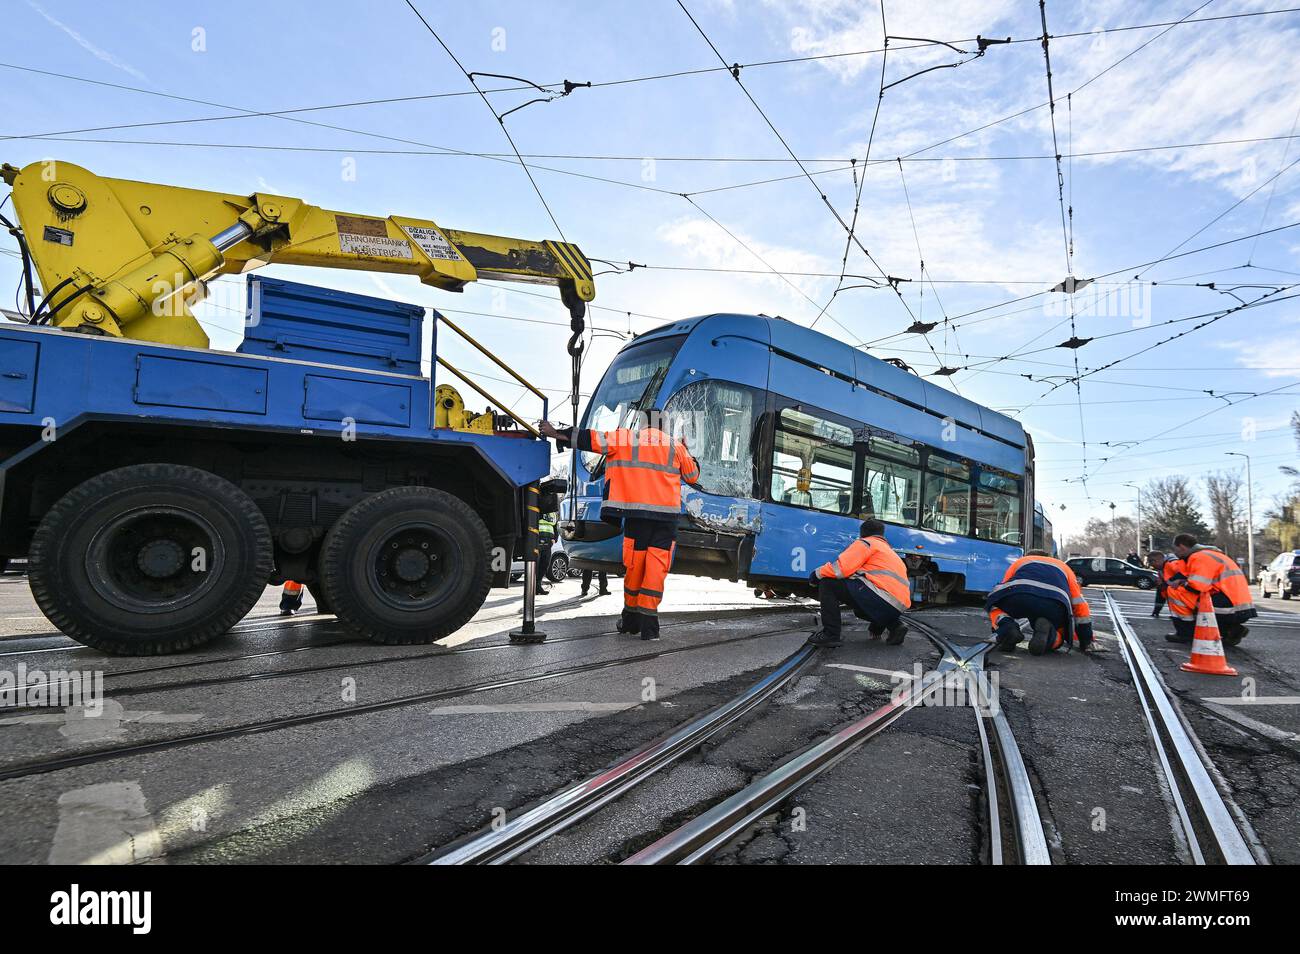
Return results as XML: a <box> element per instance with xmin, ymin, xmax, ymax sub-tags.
<box><xmin>581</xmin><ymin>426</ymin><xmax>700</xmax><ymax>523</ymax></box>
<box><xmin>985</xmin><ymin>554</ymin><xmax>1092</xmax><ymax>637</ymax></box>
<box><xmin>816</xmin><ymin>535</ymin><xmax>912</xmax><ymax>612</ymax></box>
<box><xmin>1181</xmin><ymin>545</ymin><xmax>1256</xmax><ymax>614</ymax></box>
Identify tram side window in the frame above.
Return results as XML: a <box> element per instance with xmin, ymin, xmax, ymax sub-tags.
<box><xmin>974</xmin><ymin>470</ymin><xmax>1023</xmax><ymax>544</ymax></box>
<box><xmin>921</xmin><ymin>454</ymin><xmax>971</xmax><ymax>535</ymax></box>
<box><xmin>770</xmin><ymin>408</ymin><xmax>855</xmax><ymax>515</ymax></box>
<box><xmin>662</xmin><ymin>380</ymin><xmax>759</xmax><ymax>497</ymax></box>
<box><xmin>859</xmin><ymin>436</ymin><xmax>921</xmax><ymax>526</ymax></box>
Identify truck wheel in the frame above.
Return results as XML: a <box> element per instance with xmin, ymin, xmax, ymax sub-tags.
<box><xmin>28</xmin><ymin>464</ymin><xmax>273</xmax><ymax>655</ymax></box>
<box><xmin>320</xmin><ymin>486</ymin><xmax>492</xmax><ymax>644</ymax></box>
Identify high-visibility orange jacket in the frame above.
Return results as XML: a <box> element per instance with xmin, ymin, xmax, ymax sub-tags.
<box><xmin>1181</xmin><ymin>546</ymin><xmax>1255</xmax><ymax>612</ymax></box>
<box><xmin>816</xmin><ymin>535</ymin><xmax>912</xmax><ymax>612</ymax></box>
<box><xmin>577</xmin><ymin>426</ymin><xmax>700</xmax><ymax>523</ymax></box>
<box><xmin>1162</xmin><ymin>558</ymin><xmax>1196</xmax><ymax>620</ymax></box>
<box><xmin>986</xmin><ymin>554</ymin><xmax>1092</xmax><ymax>636</ymax></box>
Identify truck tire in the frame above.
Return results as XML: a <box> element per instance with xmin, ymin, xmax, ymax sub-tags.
<box><xmin>320</xmin><ymin>486</ymin><xmax>492</xmax><ymax>644</ymax></box>
<box><xmin>28</xmin><ymin>463</ymin><xmax>274</xmax><ymax>655</ymax></box>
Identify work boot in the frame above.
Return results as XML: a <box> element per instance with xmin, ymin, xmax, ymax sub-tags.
<box><xmin>580</xmin><ymin>587</ymin><xmax>590</xmax><ymax>597</ymax></box>
<box><xmin>598</xmin><ymin>588</ymin><xmax>611</xmax><ymax>596</ymax></box>
<box><xmin>617</xmin><ymin>610</ymin><xmax>640</xmax><ymax>635</ymax></box>
<box><xmin>807</xmin><ymin>628</ymin><xmax>843</xmax><ymax>647</ymax></box>
<box><xmin>994</xmin><ymin>621</ymin><xmax>1020</xmax><ymax>653</ymax></box>
<box><xmin>867</xmin><ymin>622</ymin><xmax>885</xmax><ymax>638</ymax></box>
<box><xmin>885</xmin><ymin>621</ymin><xmax>908</xmax><ymax>646</ymax></box>
<box><xmin>1164</xmin><ymin>631</ymin><xmax>1192</xmax><ymax>644</ymax></box>
<box><xmin>1222</xmin><ymin>625</ymin><xmax>1247</xmax><ymax>647</ymax></box>
<box><xmin>640</xmin><ymin>617</ymin><xmax>661</xmax><ymax>642</ymax></box>
<box><xmin>1028</xmin><ymin>617</ymin><xmax>1055</xmax><ymax>656</ymax></box>
<box><xmin>1076</xmin><ymin>628</ymin><xmax>1093</xmax><ymax>653</ymax></box>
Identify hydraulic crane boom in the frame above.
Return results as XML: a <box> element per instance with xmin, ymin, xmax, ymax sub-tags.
<box><xmin>1</xmin><ymin>159</ymin><xmax>595</xmax><ymax>348</ymax></box>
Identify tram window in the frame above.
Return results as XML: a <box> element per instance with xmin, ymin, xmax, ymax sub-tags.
<box><xmin>974</xmin><ymin>470</ymin><xmax>1023</xmax><ymax>543</ymax></box>
<box><xmin>579</xmin><ymin>335</ymin><xmax>684</xmax><ymax>474</ymax></box>
<box><xmin>921</xmin><ymin>455</ymin><xmax>970</xmax><ymax>535</ymax></box>
<box><xmin>663</xmin><ymin>380</ymin><xmax>759</xmax><ymax>498</ymax></box>
<box><xmin>770</xmin><ymin>408</ymin><xmax>854</xmax><ymax>515</ymax></box>
<box><xmin>860</xmin><ymin>436</ymin><xmax>921</xmax><ymax>525</ymax></box>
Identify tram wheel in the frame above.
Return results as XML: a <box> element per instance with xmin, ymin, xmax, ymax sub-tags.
<box><xmin>28</xmin><ymin>463</ymin><xmax>273</xmax><ymax>655</ymax></box>
<box><xmin>319</xmin><ymin>486</ymin><xmax>492</xmax><ymax>644</ymax></box>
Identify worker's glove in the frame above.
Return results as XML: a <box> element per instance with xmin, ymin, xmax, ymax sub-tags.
<box><xmin>808</xmin><ymin>571</ymin><xmax>822</xmax><ymax>586</ymax></box>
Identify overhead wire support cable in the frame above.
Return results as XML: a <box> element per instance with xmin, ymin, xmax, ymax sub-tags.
<box><xmin>675</xmin><ymin>0</ymin><xmax>913</xmax><ymax>329</ymax></box>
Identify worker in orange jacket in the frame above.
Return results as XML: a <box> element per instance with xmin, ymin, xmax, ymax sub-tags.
<box><xmin>1167</xmin><ymin>533</ymin><xmax>1257</xmax><ymax>645</ymax></box>
<box><xmin>541</xmin><ymin>415</ymin><xmax>700</xmax><ymax>641</ymax></box>
<box><xmin>279</xmin><ymin>580</ymin><xmax>305</xmax><ymax>616</ymax></box>
<box><xmin>1160</xmin><ymin>553</ymin><xmax>1198</xmax><ymax>643</ymax></box>
<box><xmin>807</xmin><ymin>519</ymin><xmax>911</xmax><ymax>647</ymax></box>
<box><xmin>986</xmin><ymin>550</ymin><xmax>1094</xmax><ymax>654</ymax></box>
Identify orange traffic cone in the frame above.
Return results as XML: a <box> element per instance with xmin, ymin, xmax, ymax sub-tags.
<box><xmin>1180</xmin><ymin>589</ymin><xmax>1238</xmax><ymax>676</ymax></box>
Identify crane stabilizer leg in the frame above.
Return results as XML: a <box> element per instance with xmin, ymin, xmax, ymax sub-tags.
<box><xmin>511</xmin><ymin>482</ymin><xmax>547</xmax><ymax>644</ymax></box>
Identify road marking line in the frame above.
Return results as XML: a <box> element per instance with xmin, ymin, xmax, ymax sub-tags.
<box><xmin>48</xmin><ymin>780</ymin><xmax>164</xmax><ymax>865</ymax></box>
<box><xmin>429</xmin><ymin>701</ymin><xmax>639</xmax><ymax>714</ymax></box>
<box><xmin>1201</xmin><ymin>695</ymin><xmax>1300</xmax><ymax>706</ymax></box>
<box><xmin>826</xmin><ymin>663</ymin><xmax>913</xmax><ymax>681</ymax></box>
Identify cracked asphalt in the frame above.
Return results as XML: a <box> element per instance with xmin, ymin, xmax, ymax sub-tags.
<box><xmin>0</xmin><ymin>569</ymin><xmax>1295</xmax><ymax>865</ymax></box>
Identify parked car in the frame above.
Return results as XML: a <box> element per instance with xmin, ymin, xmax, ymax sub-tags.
<box><xmin>1259</xmin><ymin>550</ymin><xmax>1300</xmax><ymax>600</ymax></box>
<box><xmin>510</xmin><ymin>536</ymin><xmax>575</xmax><ymax>585</ymax></box>
<box><xmin>1065</xmin><ymin>557</ymin><xmax>1158</xmax><ymax>590</ymax></box>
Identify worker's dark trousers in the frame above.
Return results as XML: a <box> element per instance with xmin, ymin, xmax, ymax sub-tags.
<box><xmin>818</xmin><ymin>577</ymin><xmax>900</xmax><ymax>637</ymax></box>
<box><xmin>279</xmin><ymin>582</ymin><xmax>304</xmax><ymax>614</ymax></box>
<box><xmin>621</xmin><ymin>518</ymin><xmax>677</xmax><ymax>637</ymax></box>
<box><xmin>581</xmin><ymin>569</ymin><xmax>609</xmax><ymax>594</ymax></box>
<box><xmin>991</xmin><ymin>592</ymin><xmax>1067</xmax><ymax>643</ymax></box>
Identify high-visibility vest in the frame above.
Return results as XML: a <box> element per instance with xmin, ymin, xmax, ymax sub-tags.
<box><xmin>589</xmin><ymin>426</ymin><xmax>700</xmax><ymax>523</ymax></box>
<box><xmin>1163</xmin><ymin>558</ymin><xmax>1196</xmax><ymax>620</ymax></box>
<box><xmin>986</xmin><ymin>554</ymin><xmax>1092</xmax><ymax>628</ymax></box>
<box><xmin>1183</xmin><ymin>546</ymin><xmax>1255</xmax><ymax>614</ymax></box>
<box><xmin>816</xmin><ymin>535</ymin><xmax>912</xmax><ymax>612</ymax></box>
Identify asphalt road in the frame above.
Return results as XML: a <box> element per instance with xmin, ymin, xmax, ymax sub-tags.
<box><xmin>0</xmin><ymin>570</ymin><xmax>1294</xmax><ymax>865</ymax></box>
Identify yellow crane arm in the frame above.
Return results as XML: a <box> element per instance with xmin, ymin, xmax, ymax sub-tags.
<box><xmin>2</xmin><ymin>159</ymin><xmax>595</xmax><ymax>348</ymax></box>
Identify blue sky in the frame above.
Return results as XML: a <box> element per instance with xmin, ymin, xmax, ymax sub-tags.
<box><xmin>2</xmin><ymin>0</ymin><xmax>1298</xmax><ymax>542</ymax></box>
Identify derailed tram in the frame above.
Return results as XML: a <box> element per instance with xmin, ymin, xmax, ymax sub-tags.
<box><xmin>561</xmin><ymin>313</ymin><xmax>1037</xmax><ymax>601</ymax></box>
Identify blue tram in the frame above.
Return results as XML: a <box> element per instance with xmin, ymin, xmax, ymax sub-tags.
<box><xmin>561</xmin><ymin>314</ymin><xmax>1036</xmax><ymax>601</ymax></box>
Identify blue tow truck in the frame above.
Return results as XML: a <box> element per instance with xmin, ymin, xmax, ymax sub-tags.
<box><xmin>0</xmin><ymin>160</ymin><xmax>594</xmax><ymax>654</ymax></box>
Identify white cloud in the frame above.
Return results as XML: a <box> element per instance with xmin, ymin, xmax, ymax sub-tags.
<box><xmin>1219</xmin><ymin>313</ymin><xmax>1300</xmax><ymax>377</ymax></box>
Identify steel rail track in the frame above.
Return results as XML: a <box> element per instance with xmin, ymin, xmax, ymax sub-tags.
<box><xmin>0</xmin><ymin>606</ymin><xmax>810</xmax><ymax>715</ymax></box>
<box><xmin>624</xmin><ymin>619</ymin><xmax>1050</xmax><ymax>865</ymax></box>
<box><xmin>1102</xmin><ymin>592</ymin><xmax>1257</xmax><ymax>865</ymax></box>
<box><xmin>0</xmin><ymin>623</ymin><xmax>808</xmax><ymax>782</ymax></box>
<box><xmin>425</xmin><ymin>643</ymin><xmax>821</xmax><ymax>864</ymax></box>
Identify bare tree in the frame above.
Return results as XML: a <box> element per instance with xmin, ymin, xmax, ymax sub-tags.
<box><xmin>1072</xmin><ymin>515</ymin><xmax>1138</xmax><ymax>559</ymax></box>
<box><xmin>1205</xmin><ymin>470</ymin><xmax>1246</xmax><ymax>559</ymax></box>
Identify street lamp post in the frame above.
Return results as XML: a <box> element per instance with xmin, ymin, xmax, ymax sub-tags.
<box><xmin>1226</xmin><ymin>452</ymin><xmax>1255</xmax><ymax>580</ymax></box>
<box><xmin>1108</xmin><ymin>501</ymin><xmax>1117</xmax><ymax>556</ymax></box>
<box><xmin>1124</xmin><ymin>481</ymin><xmax>1142</xmax><ymax>558</ymax></box>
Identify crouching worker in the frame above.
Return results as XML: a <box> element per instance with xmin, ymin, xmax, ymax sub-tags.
<box><xmin>1166</xmin><ymin>533</ymin><xmax>1257</xmax><ymax>646</ymax></box>
<box><xmin>987</xmin><ymin>549</ymin><xmax>1094</xmax><ymax>655</ymax></box>
<box><xmin>807</xmin><ymin>519</ymin><xmax>911</xmax><ymax>647</ymax></box>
